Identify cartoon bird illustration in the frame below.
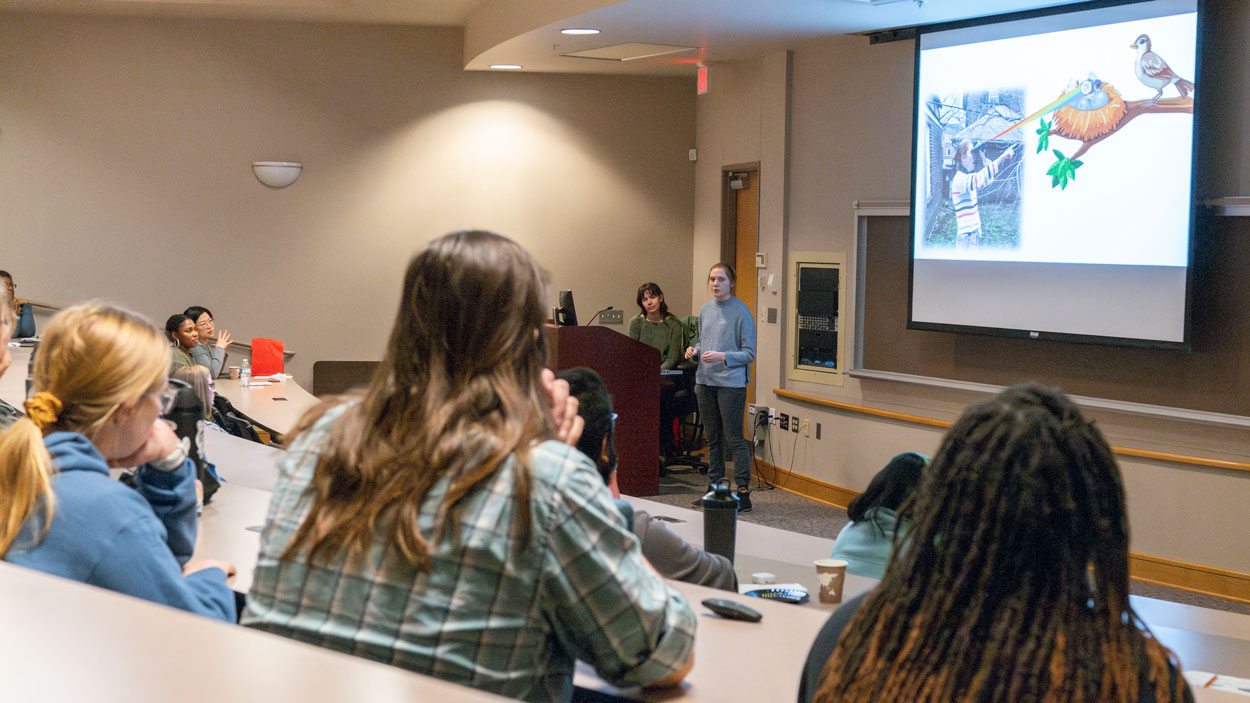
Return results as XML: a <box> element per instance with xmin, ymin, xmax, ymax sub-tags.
<box><xmin>1130</xmin><ymin>34</ymin><xmax>1194</xmax><ymax>100</ymax></box>
<box><xmin>985</xmin><ymin>73</ymin><xmax>1105</xmax><ymax>143</ymax></box>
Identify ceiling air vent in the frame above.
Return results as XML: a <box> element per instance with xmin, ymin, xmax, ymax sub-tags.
<box><xmin>561</xmin><ymin>43</ymin><xmax>698</xmax><ymax>62</ymax></box>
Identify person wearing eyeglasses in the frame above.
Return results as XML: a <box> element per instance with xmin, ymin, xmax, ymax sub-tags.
<box><xmin>0</xmin><ymin>302</ymin><xmax>237</xmax><ymax>621</ymax></box>
<box><xmin>183</xmin><ymin>306</ymin><xmax>232</xmax><ymax>378</ymax></box>
<box><xmin>0</xmin><ymin>270</ymin><xmax>36</xmax><ymax>339</ymax></box>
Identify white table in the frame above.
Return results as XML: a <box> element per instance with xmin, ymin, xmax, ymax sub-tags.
<box><xmin>192</xmin><ymin>482</ymin><xmax>274</xmax><ymax>593</ymax></box>
<box><xmin>215</xmin><ymin>376</ymin><xmax>320</xmax><ymax>437</ymax></box>
<box><xmin>204</xmin><ymin>429</ymin><xmax>282</xmax><ymax>492</ymax></box>
<box><xmin>191</xmin><ymin>486</ymin><xmax>1250</xmax><ymax>701</ymax></box>
<box><xmin>0</xmin><ymin>561</ymin><xmax>512</xmax><ymax>703</ymax></box>
<box><xmin>574</xmin><ymin>578</ymin><xmax>830</xmax><ymax>702</ymax></box>
<box><xmin>618</xmin><ymin>496</ymin><xmax>1250</xmax><ymax>681</ymax></box>
<box><xmin>623</xmin><ymin>496</ymin><xmax>876</xmax><ymax>607</ymax></box>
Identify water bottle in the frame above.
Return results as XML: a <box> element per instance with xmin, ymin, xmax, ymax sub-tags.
<box><xmin>240</xmin><ymin>358</ymin><xmax>251</xmax><ymax>387</ymax></box>
<box><xmin>701</xmin><ymin>480</ymin><xmax>739</xmax><ymax>563</ymax></box>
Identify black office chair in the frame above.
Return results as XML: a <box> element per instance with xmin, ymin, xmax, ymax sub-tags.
<box><xmin>663</xmin><ymin>314</ymin><xmax>708</xmax><ymax>474</ymax></box>
<box><xmin>212</xmin><ymin>395</ymin><xmax>263</xmax><ymax>444</ymax></box>
<box><xmin>662</xmin><ymin>366</ymin><xmax>707</xmax><ymax>475</ymax></box>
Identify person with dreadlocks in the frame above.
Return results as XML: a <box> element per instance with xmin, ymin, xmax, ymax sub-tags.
<box><xmin>799</xmin><ymin>383</ymin><xmax>1192</xmax><ymax>703</ymax></box>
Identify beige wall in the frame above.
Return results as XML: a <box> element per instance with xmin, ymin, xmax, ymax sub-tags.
<box><xmin>689</xmin><ymin>59</ymin><xmax>762</xmax><ymax>298</ymax></box>
<box><xmin>0</xmin><ymin>12</ymin><xmax>695</xmax><ymax>382</ymax></box>
<box><xmin>694</xmin><ymin>23</ymin><xmax>1250</xmax><ymax>573</ymax></box>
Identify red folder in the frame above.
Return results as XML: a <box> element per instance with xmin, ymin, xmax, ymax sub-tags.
<box><xmin>251</xmin><ymin>338</ymin><xmax>284</xmax><ymax>376</ymax></box>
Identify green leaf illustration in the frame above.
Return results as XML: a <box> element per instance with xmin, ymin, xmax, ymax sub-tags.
<box><xmin>1044</xmin><ymin>148</ymin><xmax>1082</xmax><ymax>190</ymax></box>
<box><xmin>1035</xmin><ymin>119</ymin><xmax>1051</xmax><ymax>153</ymax></box>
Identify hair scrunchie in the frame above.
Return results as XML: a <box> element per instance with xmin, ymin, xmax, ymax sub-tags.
<box><xmin>24</xmin><ymin>392</ymin><xmax>63</xmax><ymax>430</ymax></box>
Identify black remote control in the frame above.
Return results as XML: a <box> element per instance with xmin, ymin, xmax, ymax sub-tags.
<box><xmin>701</xmin><ymin>598</ymin><xmax>763</xmax><ymax>622</ymax></box>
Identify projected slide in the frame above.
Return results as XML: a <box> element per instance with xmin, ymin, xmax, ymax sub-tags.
<box><xmin>915</xmin><ymin>11</ymin><xmax>1195</xmax><ymax>264</ymax></box>
<box><xmin>909</xmin><ymin>0</ymin><xmax>1197</xmax><ymax>346</ymax></box>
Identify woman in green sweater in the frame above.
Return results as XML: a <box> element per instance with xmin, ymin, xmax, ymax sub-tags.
<box><xmin>627</xmin><ymin>282</ymin><xmax>684</xmax><ymax>370</ymax></box>
<box><xmin>628</xmin><ymin>282</ymin><xmax>686</xmax><ymax>463</ymax></box>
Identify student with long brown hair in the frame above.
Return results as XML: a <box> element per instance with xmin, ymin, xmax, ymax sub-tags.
<box><xmin>243</xmin><ymin>231</ymin><xmax>695</xmax><ymax>702</ymax></box>
<box><xmin>800</xmin><ymin>384</ymin><xmax>1192</xmax><ymax>703</ymax></box>
<box><xmin>0</xmin><ymin>303</ymin><xmax>236</xmax><ymax>620</ymax></box>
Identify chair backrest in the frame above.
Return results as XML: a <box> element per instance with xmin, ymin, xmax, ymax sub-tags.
<box><xmin>682</xmin><ymin>315</ymin><xmax>699</xmax><ymax>349</ymax></box>
<box><xmin>212</xmin><ymin>396</ymin><xmax>262</xmax><ymax>443</ymax></box>
<box><xmin>312</xmin><ymin>360</ymin><xmax>381</xmax><ymax>398</ymax></box>
<box><xmin>679</xmin><ymin>315</ymin><xmax>700</xmax><ymax>371</ymax></box>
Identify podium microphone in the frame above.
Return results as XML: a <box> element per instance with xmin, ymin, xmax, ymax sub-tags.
<box><xmin>586</xmin><ymin>306</ymin><xmax>614</xmax><ymax>325</ymax></box>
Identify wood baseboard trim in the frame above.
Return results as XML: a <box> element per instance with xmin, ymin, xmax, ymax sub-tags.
<box><xmin>773</xmin><ymin>388</ymin><xmax>1250</xmax><ymax>474</ymax></box>
<box><xmin>1128</xmin><ymin>553</ymin><xmax>1250</xmax><ymax>605</ymax></box>
<box><xmin>754</xmin><ymin>459</ymin><xmax>857</xmax><ymax>509</ymax></box>
<box><xmin>753</xmin><ymin>459</ymin><xmax>1250</xmax><ymax>604</ymax></box>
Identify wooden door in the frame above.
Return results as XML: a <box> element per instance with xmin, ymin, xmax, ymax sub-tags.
<box><xmin>724</xmin><ymin>168</ymin><xmax>759</xmax><ymax>406</ymax></box>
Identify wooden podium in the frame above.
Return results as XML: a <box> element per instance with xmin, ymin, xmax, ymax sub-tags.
<box><xmin>547</xmin><ymin>324</ymin><xmax>660</xmax><ymax>496</ymax></box>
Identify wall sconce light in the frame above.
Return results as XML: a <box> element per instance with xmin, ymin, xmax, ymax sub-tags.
<box><xmin>252</xmin><ymin>161</ymin><xmax>302</xmax><ymax>188</ymax></box>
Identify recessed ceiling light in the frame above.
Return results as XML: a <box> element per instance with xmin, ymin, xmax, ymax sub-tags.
<box><xmin>489</xmin><ymin>64</ymin><xmax>523</xmax><ymax>70</ymax></box>
<box><xmin>561</xmin><ymin>28</ymin><xmax>601</xmax><ymax>35</ymax></box>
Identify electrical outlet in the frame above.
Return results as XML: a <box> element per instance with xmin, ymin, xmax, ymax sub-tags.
<box><xmin>600</xmin><ymin>309</ymin><xmax>624</xmax><ymax>324</ymax></box>
<box><xmin>801</xmin><ymin>419</ymin><xmax>810</xmax><ymax>437</ymax></box>
<box><xmin>767</xmin><ymin>407</ymin><xmax>777</xmax><ymax>423</ymax></box>
<box><xmin>791</xmin><ymin>416</ymin><xmax>799</xmax><ymax>433</ymax></box>
<box><xmin>747</xmin><ymin>403</ymin><xmax>758</xmax><ymax>419</ymax></box>
<box><xmin>779</xmin><ymin>413</ymin><xmax>789</xmax><ymax>431</ymax></box>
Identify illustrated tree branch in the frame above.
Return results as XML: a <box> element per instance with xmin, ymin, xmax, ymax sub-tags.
<box><xmin>1051</xmin><ymin>96</ymin><xmax>1193</xmax><ymax>160</ymax></box>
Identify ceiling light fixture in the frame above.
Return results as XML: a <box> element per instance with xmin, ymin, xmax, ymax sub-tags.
<box><xmin>489</xmin><ymin>64</ymin><xmax>523</xmax><ymax>70</ymax></box>
<box><xmin>560</xmin><ymin>28</ymin><xmax>601</xmax><ymax>35</ymax></box>
<box><xmin>252</xmin><ymin>161</ymin><xmax>302</xmax><ymax>188</ymax></box>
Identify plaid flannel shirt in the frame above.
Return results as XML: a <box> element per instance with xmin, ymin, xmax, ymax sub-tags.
<box><xmin>243</xmin><ymin>404</ymin><xmax>695</xmax><ymax>702</ymax></box>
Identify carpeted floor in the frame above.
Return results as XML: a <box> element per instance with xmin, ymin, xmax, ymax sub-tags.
<box><xmin>650</xmin><ymin>465</ymin><xmax>1250</xmax><ymax>616</ymax></box>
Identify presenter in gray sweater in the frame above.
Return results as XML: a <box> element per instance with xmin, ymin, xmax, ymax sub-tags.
<box><xmin>685</xmin><ymin>262</ymin><xmax>757</xmax><ymax>512</ymax></box>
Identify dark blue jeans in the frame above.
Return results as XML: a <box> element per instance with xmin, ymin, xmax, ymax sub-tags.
<box><xmin>695</xmin><ymin>384</ymin><xmax>751</xmax><ymax>489</ymax></box>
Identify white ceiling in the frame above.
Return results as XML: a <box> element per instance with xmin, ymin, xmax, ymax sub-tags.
<box><xmin>1</xmin><ymin>0</ymin><xmax>1088</xmax><ymax>75</ymax></box>
<box><xmin>0</xmin><ymin>0</ymin><xmax>483</xmax><ymax>25</ymax></box>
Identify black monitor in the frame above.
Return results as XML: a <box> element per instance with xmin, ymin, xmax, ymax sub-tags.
<box><xmin>556</xmin><ymin>290</ymin><xmax>578</xmax><ymax>326</ymax></box>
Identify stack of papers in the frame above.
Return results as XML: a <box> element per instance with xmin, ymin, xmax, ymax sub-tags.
<box><xmin>1184</xmin><ymin>672</ymin><xmax>1250</xmax><ymax>697</ymax></box>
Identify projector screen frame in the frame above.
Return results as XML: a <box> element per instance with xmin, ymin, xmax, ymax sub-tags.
<box><xmin>904</xmin><ymin>0</ymin><xmax>1204</xmax><ymax>352</ymax></box>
